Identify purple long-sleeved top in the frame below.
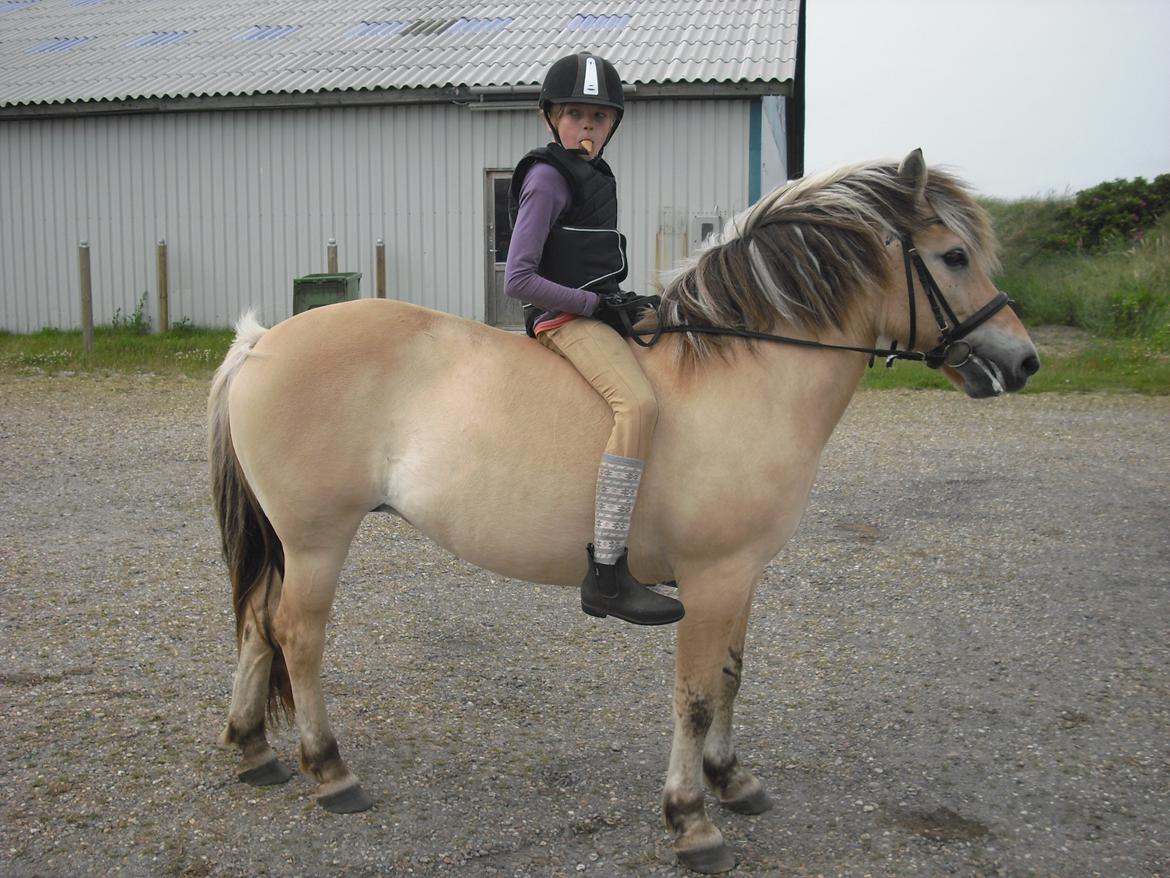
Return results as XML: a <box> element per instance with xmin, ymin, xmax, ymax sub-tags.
<box><xmin>504</xmin><ymin>162</ymin><xmax>602</xmax><ymax>319</ymax></box>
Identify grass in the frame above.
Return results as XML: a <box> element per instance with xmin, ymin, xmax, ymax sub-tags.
<box><xmin>862</xmin><ymin>338</ymin><xmax>1170</xmax><ymax>394</ymax></box>
<box><xmin>0</xmin><ymin>324</ymin><xmax>233</xmax><ymax>377</ymax></box>
<box><xmin>983</xmin><ymin>202</ymin><xmax>1170</xmax><ymax>346</ymax></box>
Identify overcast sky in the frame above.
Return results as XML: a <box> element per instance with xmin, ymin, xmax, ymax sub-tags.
<box><xmin>802</xmin><ymin>0</ymin><xmax>1170</xmax><ymax>199</ymax></box>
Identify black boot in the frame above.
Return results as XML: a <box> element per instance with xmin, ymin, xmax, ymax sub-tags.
<box><xmin>581</xmin><ymin>545</ymin><xmax>685</xmax><ymax>626</ymax></box>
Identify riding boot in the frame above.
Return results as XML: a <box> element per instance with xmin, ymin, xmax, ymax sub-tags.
<box><xmin>581</xmin><ymin>544</ymin><xmax>685</xmax><ymax>625</ymax></box>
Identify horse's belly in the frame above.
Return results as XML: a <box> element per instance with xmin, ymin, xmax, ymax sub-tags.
<box><xmin>379</xmin><ymin>416</ymin><xmax>602</xmax><ymax>587</ymax></box>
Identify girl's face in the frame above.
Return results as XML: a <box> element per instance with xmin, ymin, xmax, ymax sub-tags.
<box><xmin>553</xmin><ymin>103</ymin><xmax>617</xmax><ymax>160</ymax></box>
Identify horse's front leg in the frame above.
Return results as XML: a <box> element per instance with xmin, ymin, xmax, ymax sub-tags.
<box><xmin>663</xmin><ymin>570</ymin><xmax>757</xmax><ymax>874</ymax></box>
<box><xmin>276</xmin><ymin>541</ymin><xmax>373</xmax><ymax>813</ymax></box>
<box><xmin>703</xmin><ymin>597</ymin><xmax>772</xmax><ymax>815</ymax></box>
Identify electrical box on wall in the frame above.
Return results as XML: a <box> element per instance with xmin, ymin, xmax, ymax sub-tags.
<box><xmin>690</xmin><ymin>214</ymin><xmax>724</xmax><ymax>251</ymax></box>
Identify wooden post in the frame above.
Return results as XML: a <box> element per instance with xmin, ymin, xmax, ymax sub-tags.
<box><xmin>78</xmin><ymin>241</ymin><xmax>94</xmax><ymax>353</ymax></box>
<box><xmin>375</xmin><ymin>238</ymin><xmax>386</xmax><ymax>299</ymax></box>
<box><xmin>327</xmin><ymin>238</ymin><xmax>338</xmax><ymax>273</ymax></box>
<box><xmin>156</xmin><ymin>239</ymin><xmax>169</xmax><ymax>333</ymax></box>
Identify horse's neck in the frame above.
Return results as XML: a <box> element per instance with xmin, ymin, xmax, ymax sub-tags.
<box><xmin>646</xmin><ymin>334</ymin><xmax>869</xmax><ymax>466</ymax></box>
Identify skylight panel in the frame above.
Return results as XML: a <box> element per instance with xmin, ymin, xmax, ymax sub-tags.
<box><xmin>567</xmin><ymin>13</ymin><xmax>632</xmax><ymax>31</ymax></box>
<box><xmin>0</xmin><ymin>0</ymin><xmax>40</xmax><ymax>12</ymax></box>
<box><xmin>235</xmin><ymin>25</ymin><xmax>301</xmax><ymax>43</ymax></box>
<box><xmin>129</xmin><ymin>31</ymin><xmax>194</xmax><ymax>48</ymax></box>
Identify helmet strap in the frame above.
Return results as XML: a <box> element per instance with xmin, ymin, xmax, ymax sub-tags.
<box><xmin>543</xmin><ymin>108</ymin><xmax>564</xmax><ymax>148</ymax></box>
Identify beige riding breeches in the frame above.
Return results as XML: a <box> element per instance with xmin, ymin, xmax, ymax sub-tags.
<box><xmin>538</xmin><ymin>318</ymin><xmax>658</xmax><ymax>461</ymax></box>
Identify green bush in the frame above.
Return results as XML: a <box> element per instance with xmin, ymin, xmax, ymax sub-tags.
<box><xmin>1042</xmin><ymin>175</ymin><xmax>1170</xmax><ymax>252</ymax></box>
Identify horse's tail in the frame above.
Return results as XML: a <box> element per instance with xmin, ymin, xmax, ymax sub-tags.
<box><xmin>208</xmin><ymin>311</ymin><xmax>294</xmax><ymax>721</ymax></box>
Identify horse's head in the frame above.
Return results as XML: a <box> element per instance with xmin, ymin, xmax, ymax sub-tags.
<box><xmin>880</xmin><ymin>150</ymin><xmax>1040</xmax><ymax>397</ymax></box>
<box><xmin>657</xmin><ymin>149</ymin><xmax>1040</xmax><ymax>394</ymax></box>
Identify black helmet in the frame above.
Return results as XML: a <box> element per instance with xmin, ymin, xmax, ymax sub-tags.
<box><xmin>540</xmin><ymin>52</ymin><xmax>625</xmax><ymax>116</ymax></box>
<box><xmin>539</xmin><ymin>53</ymin><xmax>625</xmax><ymax>154</ymax></box>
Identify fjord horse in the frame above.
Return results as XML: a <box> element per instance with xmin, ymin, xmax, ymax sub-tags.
<box><xmin>210</xmin><ymin>150</ymin><xmax>1038</xmax><ymax>872</ymax></box>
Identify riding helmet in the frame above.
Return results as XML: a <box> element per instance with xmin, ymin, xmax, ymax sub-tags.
<box><xmin>539</xmin><ymin>53</ymin><xmax>625</xmax><ymax>152</ymax></box>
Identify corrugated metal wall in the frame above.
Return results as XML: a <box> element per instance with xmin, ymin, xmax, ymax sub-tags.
<box><xmin>0</xmin><ymin>98</ymin><xmax>757</xmax><ymax>331</ymax></box>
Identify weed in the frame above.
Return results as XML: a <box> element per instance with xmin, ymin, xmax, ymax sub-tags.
<box><xmin>12</xmin><ymin>349</ymin><xmax>74</xmax><ymax>370</ymax></box>
<box><xmin>110</xmin><ymin>291</ymin><xmax>152</xmax><ymax>335</ymax></box>
<box><xmin>173</xmin><ymin>349</ymin><xmax>216</xmax><ymax>363</ymax></box>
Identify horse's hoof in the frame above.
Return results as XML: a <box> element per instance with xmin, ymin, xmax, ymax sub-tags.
<box><xmin>722</xmin><ymin>787</ymin><xmax>773</xmax><ymax>815</ymax></box>
<box><xmin>318</xmin><ymin>783</ymin><xmax>374</xmax><ymax>814</ymax></box>
<box><xmin>238</xmin><ymin>758</ymin><xmax>294</xmax><ymax>787</ymax></box>
<box><xmin>676</xmin><ymin>842</ymin><xmax>736</xmax><ymax>874</ymax></box>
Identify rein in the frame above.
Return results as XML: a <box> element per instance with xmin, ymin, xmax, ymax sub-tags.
<box><xmin>621</xmin><ymin>233</ymin><xmax>1014</xmax><ymax>370</ymax></box>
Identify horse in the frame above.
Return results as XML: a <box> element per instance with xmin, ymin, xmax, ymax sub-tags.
<box><xmin>208</xmin><ymin>149</ymin><xmax>1039</xmax><ymax>873</ymax></box>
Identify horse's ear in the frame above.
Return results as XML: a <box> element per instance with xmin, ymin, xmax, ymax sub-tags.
<box><xmin>898</xmin><ymin>148</ymin><xmax>928</xmax><ymax>204</ymax></box>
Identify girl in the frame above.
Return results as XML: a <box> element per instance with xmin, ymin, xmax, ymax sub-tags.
<box><xmin>505</xmin><ymin>52</ymin><xmax>684</xmax><ymax>627</ymax></box>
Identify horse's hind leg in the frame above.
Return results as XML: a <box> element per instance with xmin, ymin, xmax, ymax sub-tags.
<box><xmin>702</xmin><ymin>596</ymin><xmax>772</xmax><ymax>815</ymax></box>
<box><xmin>221</xmin><ymin>577</ymin><xmax>294</xmax><ymax>786</ymax></box>
<box><xmin>276</xmin><ymin>536</ymin><xmax>372</xmax><ymax>813</ymax></box>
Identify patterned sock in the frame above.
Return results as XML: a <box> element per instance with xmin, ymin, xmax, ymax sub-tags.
<box><xmin>593</xmin><ymin>454</ymin><xmax>644</xmax><ymax>565</ymax></box>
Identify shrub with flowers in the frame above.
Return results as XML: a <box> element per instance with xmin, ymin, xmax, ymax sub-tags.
<box><xmin>1043</xmin><ymin>174</ymin><xmax>1170</xmax><ymax>252</ymax></box>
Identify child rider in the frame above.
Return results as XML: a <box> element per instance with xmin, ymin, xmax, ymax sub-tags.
<box><xmin>505</xmin><ymin>52</ymin><xmax>684</xmax><ymax>627</ymax></box>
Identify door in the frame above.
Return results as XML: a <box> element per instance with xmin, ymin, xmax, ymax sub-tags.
<box><xmin>484</xmin><ymin>170</ymin><xmax>524</xmax><ymax>328</ymax></box>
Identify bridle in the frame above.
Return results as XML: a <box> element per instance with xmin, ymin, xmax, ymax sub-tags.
<box><xmin>897</xmin><ymin>232</ymin><xmax>1014</xmax><ymax>369</ymax></box>
<box><xmin>624</xmin><ymin>231</ymin><xmax>1015</xmax><ymax>370</ymax></box>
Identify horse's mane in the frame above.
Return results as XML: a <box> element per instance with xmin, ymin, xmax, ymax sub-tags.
<box><xmin>654</xmin><ymin>160</ymin><xmax>999</xmax><ymax>363</ymax></box>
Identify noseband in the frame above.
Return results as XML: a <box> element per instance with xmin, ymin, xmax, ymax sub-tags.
<box><xmin>623</xmin><ymin>230</ymin><xmax>1015</xmax><ymax>369</ymax></box>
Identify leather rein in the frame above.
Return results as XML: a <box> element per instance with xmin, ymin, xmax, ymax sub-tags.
<box><xmin>622</xmin><ymin>232</ymin><xmax>1015</xmax><ymax>370</ymax></box>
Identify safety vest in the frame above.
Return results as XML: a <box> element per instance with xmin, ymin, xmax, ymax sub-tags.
<box><xmin>508</xmin><ymin>144</ymin><xmax>628</xmax><ymax>296</ymax></box>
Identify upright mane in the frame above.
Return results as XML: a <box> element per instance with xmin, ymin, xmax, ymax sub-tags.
<box><xmin>655</xmin><ymin>159</ymin><xmax>999</xmax><ymax>363</ymax></box>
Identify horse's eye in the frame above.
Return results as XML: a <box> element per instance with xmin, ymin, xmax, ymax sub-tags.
<box><xmin>943</xmin><ymin>249</ymin><xmax>969</xmax><ymax>268</ymax></box>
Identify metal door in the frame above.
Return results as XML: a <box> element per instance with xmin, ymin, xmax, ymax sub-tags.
<box><xmin>484</xmin><ymin>170</ymin><xmax>524</xmax><ymax>328</ymax></box>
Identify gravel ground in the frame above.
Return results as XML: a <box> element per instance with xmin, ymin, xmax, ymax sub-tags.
<box><xmin>1</xmin><ymin>372</ymin><xmax>1167</xmax><ymax>878</ymax></box>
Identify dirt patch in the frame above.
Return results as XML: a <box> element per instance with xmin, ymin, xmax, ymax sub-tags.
<box><xmin>1027</xmin><ymin>323</ymin><xmax>1096</xmax><ymax>357</ymax></box>
<box><xmin>2</xmin><ymin>375</ymin><xmax>1168</xmax><ymax>877</ymax></box>
<box><xmin>890</xmin><ymin>807</ymin><xmax>990</xmax><ymax>842</ymax></box>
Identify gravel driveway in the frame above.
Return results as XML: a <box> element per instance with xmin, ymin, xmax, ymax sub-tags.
<box><xmin>1</xmin><ymin>373</ymin><xmax>1167</xmax><ymax>877</ymax></box>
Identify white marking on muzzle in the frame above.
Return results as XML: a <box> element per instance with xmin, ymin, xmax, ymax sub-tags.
<box><xmin>970</xmin><ymin>355</ymin><xmax>1005</xmax><ymax>396</ymax></box>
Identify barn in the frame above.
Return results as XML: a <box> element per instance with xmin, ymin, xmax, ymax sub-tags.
<box><xmin>0</xmin><ymin>0</ymin><xmax>804</xmax><ymax>332</ymax></box>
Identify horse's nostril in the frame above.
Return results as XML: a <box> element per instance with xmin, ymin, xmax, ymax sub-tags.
<box><xmin>1022</xmin><ymin>354</ymin><xmax>1040</xmax><ymax>376</ymax></box>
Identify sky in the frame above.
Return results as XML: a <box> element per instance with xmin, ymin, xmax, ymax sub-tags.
<box><xmin>802</xmin><ymin>0</ymin><xmax>1170</xmax><ymax>199</ymax></box>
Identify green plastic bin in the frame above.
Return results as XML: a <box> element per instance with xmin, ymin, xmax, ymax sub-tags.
<box><xmin>293</xmin><ymin>272</ymin><xmax>362</xmax><ymax>314</ymax></box>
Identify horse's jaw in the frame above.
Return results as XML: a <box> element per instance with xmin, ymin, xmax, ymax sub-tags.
<box><xmin>941</xmin><ymin>326</ymin><xmax>1041</xmax><ymax>398</ymax></box>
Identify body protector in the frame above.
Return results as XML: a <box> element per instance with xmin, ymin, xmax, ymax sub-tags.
<box><xmin>509</xmin><ymin>144</ymin><xmax>629</xmax><ymax>299</ymax></box>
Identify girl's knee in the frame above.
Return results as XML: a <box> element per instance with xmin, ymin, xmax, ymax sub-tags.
<box><xmin>626</xmin><ymin>386</ymin><xmax>659</xmax><ymax>436</ymax></box>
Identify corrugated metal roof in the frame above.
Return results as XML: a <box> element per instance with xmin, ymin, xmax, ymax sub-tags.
<box><xmin>0</xmin><ymin>0</ymin><xmax>801</xmax><ymax>109</ymax></box>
